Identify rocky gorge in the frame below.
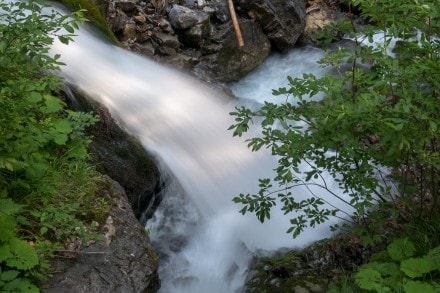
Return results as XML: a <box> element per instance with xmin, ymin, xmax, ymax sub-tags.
<box><xmin>49</xmin><ymin>0</ymin><xmax>361</xmax><ymax>292</ymax></box>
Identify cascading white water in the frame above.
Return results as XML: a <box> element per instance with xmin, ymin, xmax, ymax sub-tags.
<box><xmin>51</xmin><ymin>22</ymin><xmax>353</xmax><ymax>292</ymax></box>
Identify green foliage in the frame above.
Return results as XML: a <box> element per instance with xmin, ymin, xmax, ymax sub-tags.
<box><xmin>229</xmin><ymin>0</ymin><xmax>439</xmax><ymax>239</ymax></box>
<box><xmin>0</xmin><ymin>0</ymin><xmax>88</xmax><ymax>186</ymax></box>
<box><xmin>0</xmin><ymin>1</ymin><xmax>110</xmax><ymax>290</ymax></box>
<box><xmin>387</xmin><ymin>238</ymin><xmax>416</xmax><ymax>262</ymax></box>
<box><xmin>0</xmin><ymin>197</ymin><xmax>39</xmax><ymax>292</ymax></box>
<box><xmin>355</xmin><ymin>239</ymin><xmax>440</xmax><ymax>292</ymax></box>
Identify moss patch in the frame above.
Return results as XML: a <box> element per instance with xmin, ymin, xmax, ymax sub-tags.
<box><xmin>55</xmin><ymin>0</ymin><xmax>120</xmax><ymax>45</ymax></box>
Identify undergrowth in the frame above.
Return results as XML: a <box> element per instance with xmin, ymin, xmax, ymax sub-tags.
<box><xmin>0</xmin><ymin>1</ymin><xmax>112</xmax><ymax>291</ymax></box>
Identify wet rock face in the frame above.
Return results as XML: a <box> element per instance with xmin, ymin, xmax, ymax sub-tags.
<box><xmin>61</xmin><ymin>86</ymin><xmax>163</xmax><ymax>223</ymax></box>
<box><xmin>236</xmin><ymin>0</ymin><xmax>307</xmax><ymax>51</ymax></box>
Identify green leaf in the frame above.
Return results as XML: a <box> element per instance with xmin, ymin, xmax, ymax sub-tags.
<box><xmin>58</xmin><ymin>35</ymin><xmax>70</xmax><ymax>44</ymax></box>
<box><xmin>40</xmin><ymin>95</ymin><xmax>63</xmax><ymax>113</ymax></box>
<box><xmin>63</xmin><ymin>23</ymin><xmax>74</xmax><ymax>33</ymax></box>
<box><xmin>363</xmin><ymin>261</ymin><xmax>400</xmax><ymax>277</ymax></box>
<box><xmin>404</xmin><ymin>280</ymin><xmax>436</xmax><ymax>293</ymax></box>
<box><xmin>4</xmin><ymin>238</ymin><xmax>38</xmax><ymax>270</ymax></box>
<box><xmin>53</xmin><ymin>119</ymin><xmax>73</xmax><ymax>134</ymax></box>
<box><xmin>0</xmin><ymin>270</ymin><xmax>20</xmax><ymax>282</ymax></box>
<box><xmin>40</xmin><ymin>226</ymin><xmax>48</xmax><ymax>236</ymax></box>
<box><xmin>401</xmin><ymin>256</ymin><xmax>436</xmax><ymax>278</ymax></box>
<box><xmin>50</xmin><ymin>119</ymin><xmax>73</xmax><ymax>145</ymax></box>
<box><xmin>0</xmin><ymin>217</ymin><xmax>16</xmax><ymax>242</ymax></box>
<box><xmin>52</xmin><ymin>133</ymin><xmax>69</xmax><ymax>145</ymax></box>
<box><xmin>0</xmin><ymin>244</ymin><xmax>13</xmax><ymax>262</ymax></box>
<box><xmin>355</xmin><ymin>267</ymin><xmax>389</xmax><ymax>291</ymax></box>
<box><xmin>14</xmin><ymin>278</ymin><xmax>40</xmax><ymax>293</ymax></box>
<box><xmin>0</xmin><ymin>199</ymin><xmax>22</xmax><ymax>219</ymax></box>
<box><xmin>387</xmin><ymin>238</ymin><xmax>416</xmax><ymax>261</ymax></box>
<box><xmin>27</xmin><ymin>91</ymin><xmax>43</xmax><ymax>103</ymax></box>
<box><xmin>66</xmin><ymin>140</ymin><xmax>88</xmax><ymax>159</ymax></box>
<box><xmin>2</xmin><ymin>277</ymin><xmax>21</xmax><ymax>291</ymax></box>
<box><xmin>428</xmin><ymin>246</ymin><xmax>440</xmax><ymax>270</ymax></box>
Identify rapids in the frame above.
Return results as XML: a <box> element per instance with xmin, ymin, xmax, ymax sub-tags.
<box><xmin>51</xmin><ymin>22</ymin><xmax>352</xmax><ymax>293</ymax></box>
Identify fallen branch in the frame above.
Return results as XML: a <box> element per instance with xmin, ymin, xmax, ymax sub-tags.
<box><xmin>228</xmin><ymin>0</ymin><xmax>244</xmax><ymax>47</ymax></box>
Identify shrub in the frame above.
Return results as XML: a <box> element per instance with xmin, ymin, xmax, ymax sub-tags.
<box><xmin>229</xmin><ymin>0</ymin><xmax>439</xmax><ymax>239</ymax></box>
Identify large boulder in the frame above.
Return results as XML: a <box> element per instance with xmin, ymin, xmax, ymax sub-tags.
<box><xmin>45</xmin><ymin>177</ymin><xmax>161</xmax><ymax>292</ymax></box>
<box><xmin>196</xmin><ymin>19</ymin><xmax>271</xmax><ymax>81</ymax></box>
<box><xmin>236</xmin><ymin>0</ymin><xmax>307</xmax><ymax>51</ymax></box>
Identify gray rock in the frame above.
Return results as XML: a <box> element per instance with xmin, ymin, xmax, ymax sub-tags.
<box><xmin>132</xmin><ymin>41</ymin><xmax>156</xmax><ymax>56</ymax></box>
<box><xmin>237</xmin><ymin>0</ymin><xmax>307</xmax><ymax>51</ymax></box>
<box><xmin>179</xmin><ymin>20</ymin><xmax>211</xmax><ymax>47</ymax></box>
<box><xmin>108</xmin><ymin>8</ymin><xmax>129</xmax><ymax>32</ymax></box>
<box><xmin>198</xmin><ymin>19</ymin><xmax>271</xmax><ymax>81</ymax></box>
<box><xmin>158</xmin><ymin>18</ymin><xmax>175</xmax><ymax>34</ymax></box>
<box><xmin>122</xmin><ymin>22</ymin><xmax>137</xmax><ymax>41</ymax></box>
<box><xmin>205</xmin><ymin>0</ymin><xmax>229</xmax><ymax>23</ymax></box>
<box><xmin>61</xmin><ymin>86</ymin><xmax>163</xmax><ymax>222</ymax></box>
<box><xmin>114</xmin><ymin>0</ymin><xmax>138</xmax><ymax>12</ymax></box>
<box><xmin>134</xmin><ymin>13</ymin><xmax>147</xmax><ymax>24</ymax></box>
<box><xmin>162</xmin><ymin>53</ymin><xmax>199</xmax><ymax>70</ymax></box>
<box><xmin>153</xmin><ymin>31</ymin><xmax>181</xmax><ymax>48</ymax></box>
<box><xmin>168</xmin><ymin>4</ymin><xmax>200</xmax><ymax>29</ymax></box>
<box><xmin>45</xmin><ymin>177</ymin><xmax>161</xmax><ymax>293</ymax></box>
<box><xmin>197</xmin><ymin>0</ymin><xmax>206</xmax><ymax>9</ymax></box>
<box><xmin>183</xmin><ymin>0</ymin><xmax>196</xmax><ymax>8</ymax></box>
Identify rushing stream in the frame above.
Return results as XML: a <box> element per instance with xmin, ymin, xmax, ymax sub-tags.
<box><xmin>51</xmin><ymin>22</ymin><xmax>353</xmax><ymax>292</ymax></box>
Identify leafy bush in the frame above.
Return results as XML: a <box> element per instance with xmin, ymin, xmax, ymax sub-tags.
<box><xmin>0</xmin><ymin>1</ymin><xmax>110</xmax><ymax>290</ymax></box>
<box><xmin>229</xmin><ymin>0</ymin><xmax>439</xmax><ymax>238</ymax></box>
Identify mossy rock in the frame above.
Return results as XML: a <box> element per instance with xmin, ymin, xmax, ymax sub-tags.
<box><xmin>245</xmin><ymin>234</ymin><xmax>373</xmax><ymax>292</ymax></box>
<box><xmin>55</xmin><ymin>0</ymin><xmax>120</xmax><ymax>45</ymax></box>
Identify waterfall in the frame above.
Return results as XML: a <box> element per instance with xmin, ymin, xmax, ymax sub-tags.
<box><xmin>51</xmin><ymin>22</ymin><xmax>352</xmax><ymax>292</ymax></box>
